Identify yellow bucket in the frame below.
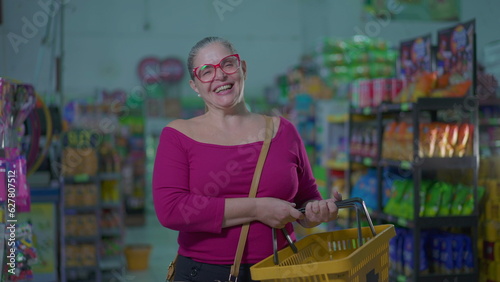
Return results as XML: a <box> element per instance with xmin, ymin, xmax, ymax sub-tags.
<box><xmin>125</xmin><ymin>244</ymin><xmax>152</xmax><ymax>271</ymax></box>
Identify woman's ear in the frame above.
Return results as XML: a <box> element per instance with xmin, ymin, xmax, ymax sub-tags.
<box><xmin>189</xmin><ymin>79</ymin><xmax>199</xmax><ymax>94</ymax></box>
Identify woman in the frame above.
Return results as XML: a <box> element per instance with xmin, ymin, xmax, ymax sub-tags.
<box><xmin>153</xmin><ymin>36</ymin><xmax>342</xmax><ymax>282</ymax></box>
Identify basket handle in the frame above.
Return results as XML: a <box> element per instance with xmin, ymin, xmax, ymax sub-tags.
<box><xmin>273</xmin><ymin>197</ymin><xmax>376</xmax><ymax>265</ymax></box>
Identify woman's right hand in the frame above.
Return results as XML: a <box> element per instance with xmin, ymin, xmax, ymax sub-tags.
<box><xmin>255</xmin><ymin>198</ymin><xmax>304</xmax><ymax>229</ymax></box>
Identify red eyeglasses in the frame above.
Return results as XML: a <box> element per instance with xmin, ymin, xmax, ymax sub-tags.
<box><xmin>193</xmin><ymin>54</ymin><xmax>240</xmax><ymax>83</ymax></box>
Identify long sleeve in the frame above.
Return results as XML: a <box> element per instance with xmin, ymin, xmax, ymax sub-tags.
<box><xmin>152</xmin><ymin>127</ymin><xmax>225</xmax><ymax>233</ymax></box>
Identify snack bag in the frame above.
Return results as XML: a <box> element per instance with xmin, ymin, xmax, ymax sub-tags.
<box><xmin>419</xmin><ymin>123</ymin><xmax>437</xmax><ymax>158</ymax></box>
<box><xmin>450</xmin><ymin>184</ymin><xmax>471</xmax><ymax>215</ymax></box>
<box><xmin>445</xmin><ymin>124</ymin><xmax>459</xmax><ymax>157</ymax></box>
<box><xmin>436</xmin><ymin>123</ymin><xmax>451</xmax><ymax>158</ymax></box>
<box><xmin>455</xmin><ymin>123</ymin><xmax>472</xmax><ymax>157</ymax></box>
<box><xmin>395</xmin><ymin>122</ymin><xmax>410</xmax><ymax>161</ymax></box>
<box><xmin>462</xmin><ymin>186</ymin><xmax>485</xmax><ymax>215</ymax></box>
<box><xmin>383</xmin><ymin>121</ymin><xmax>398</xmax><ymax>159</ymax></box>
<box><xmin>440</xmin><ymin>233</ymin><xmax>454</xmax><ymax>274</ymax></box>
<box><xmin>412</xmin><ymin>72</ymin><xmax>438</xmax><ymax>101</ymax></box>
<box><xmin>384</xmin><ymin>180</ymin><xmax>410</xmax><ymax>217</ymax></box>
<box><xmin>437</xmin><ymin>182</ymin><xmax>454</xmax><ymax>216</ymax></box>
<box><xmin>423</xmin><ymin>182</ymin><xmax>442</xmax><ymax>217</ymax></box>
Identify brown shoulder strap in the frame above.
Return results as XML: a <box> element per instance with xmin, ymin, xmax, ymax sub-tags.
<box><xmin>229</xmin><ymin>116</ymin><xmax>274</xmax><ymax>280</ymax></box>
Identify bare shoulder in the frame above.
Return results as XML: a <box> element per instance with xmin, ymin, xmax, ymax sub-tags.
<box><xmin>165</xmin><ymin>116</ymin><xmax>204</xmax><ymax>137</ymax></box>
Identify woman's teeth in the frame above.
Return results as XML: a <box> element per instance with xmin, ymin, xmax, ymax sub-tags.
<box><xmin>215</xmin><ymin>84</ymin><xmax>232</xmax><ymax>93</ymax></box>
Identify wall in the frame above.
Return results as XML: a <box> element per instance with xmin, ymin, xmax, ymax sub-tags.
<box><xmin>1</xmin><ymin>0</ymin><xmax>500</xmax><ymax>101</ymax></box>
<box><xmin>1</xmin><ymin>0</ymin><xmax>309</xmax><ymax>100</ymax></box>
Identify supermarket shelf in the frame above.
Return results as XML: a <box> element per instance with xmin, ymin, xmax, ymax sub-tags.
<box><xmin>380</xmin><ymin>102</ymin><xmax>413</xmax><ymax>112</ymax></box>
<box><xmin>372</xmin><ymin>212</ymin><xmax>477</xmax><ymax>228</ymax></box>
<box><xmin>379</xmin><ymin>157</ymin><xmax>477</xmax><ymax>170</ymax></box>
<box><xmin>379</xmin><ymin>159</ymin><xmax>413</xmax><ymax>169</ymax></box>
<box><xmin>417</xmin><ymin>273</ymin><xmax>477</xmax><ymax>282</ymax></box>
<box><xmin>66</xmin><ymin>266</ymin><xmax>98</xmax><ymax>272</ymax></box>
<box><xmin>350</xmin><ymin>155</ymin><xmax>378</xmax><ymax>167</ymax></box>
<box><xmin>65</xmin><ymin>235</ymin><xmax>99</xmax><ymax>243</ymax></box>
<box><xmin>390</xmin><ymin>272</ymin><xmax>477</xmax><ymax>282</ymax></box>
<box><xmin>417</xmin><ymin>97</ymin><xmax>474</xmax><ymax>111</ymax></box>
<box><xmin>64</xmin><ymin>206</ymin><xmax>99</xmax><ymax>213</ymax></box>
<box><xmin>101</xmin><ymin>228</ymin><xmax>122</xmax><ymax>237</ymax></box>
<box><xmin>350</xmin><ymin>106</ymin><xmax>378</xmax><ymax>115</ymax></box>
<box><xmin>100</xmin><ymin>256</ymin><xmax>125</xmax><ymax>270</ymax></box>
<box><xmin>479</xmin><ymin>97</ymin><xmax>500</xmax><ymax>106</ymax></box>
<box><xmin>99</xmin><ymin>172</ymin><xmax>121</xmax><ymax>181</ymax></box>
<box><xmin>480</xmin><ymin>118</ymin><xmax>500</xmax><ymax>126</ymax></box>
<box><xmin>64</xmin><ymin>174</ymin><xmax>98</xmax><ymax>184</ymax></box>
<box><xmin>101</xmin><ymin>202</ymin><xmax>122</xmax><ymax>209</ymax></box>
<box><xmin>417</xmin><ymin>157</ymin><xmax>477</xmax><ymax>170</ymax></box>
<box><xmin>31</xmin><ymin>187</ymin><xmax>60</xmax><ymax>202</ymax></box>
<box><xmin>327</xmin><ymin>114</ymin><xmax>349</xmax><ymax>123</ymax></box>
<box><xmin>326</xmin><ymin>160</ymin><xmax>348</xmax><ymax>170</ymax></box>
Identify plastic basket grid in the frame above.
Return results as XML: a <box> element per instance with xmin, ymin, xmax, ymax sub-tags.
<box><xmin>250</xmin><ymin>224</ymin><xmax>396</xmax><ymax>282</ymax></box>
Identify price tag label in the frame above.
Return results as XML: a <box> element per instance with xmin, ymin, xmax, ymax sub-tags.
<box><xmin>363</xmin><ymin>158</ymin><xmax>373</xmax><ymax>166</ymax></box>
<box><xmin>401</xmin><ymin>161</ymin><xmax>412</xmax><ymax>169</ymax></box>
<box><xmin>401</xmin><ymin>103</ymin><xmax>410</xmax><ymax>111</ymax></box>
<box><xmin>397</xmin><ymin>217</ymin><xmax>408</xmax><ymax>226</ymax></box>
<box><xmin>363</xmin><ymin>108</ymin><xmax>371</xmax><ymax>115</ymax></box>
<box><xmin>74</xmin><ymin>174</ymin><xmax>90</xmax><ymax>183</ymax></box>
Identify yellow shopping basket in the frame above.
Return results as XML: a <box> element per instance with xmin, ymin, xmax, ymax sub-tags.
<box><xmin>250</xmin><ymin>198</ymin><xmax>396</xmax><ymax>282</ymax></box>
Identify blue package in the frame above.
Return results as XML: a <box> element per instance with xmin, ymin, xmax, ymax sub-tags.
<box><xmin>462</xmin><ymin>235</ymin><xmax>473</xmax><ymax>272</ymax></box>
<box><xmin>431</xmin><ymin>233</ymin><xmax>444</xmax><ymax>273</ymax></box>
<box><xmin>396</xmin><ymin>228</ymin><xmax>407</xmax><ymax>273</ymax></box>
<box><xmin>351</xmin><ymin>168</ymin><xmax>378</xmax><ymax>210</ymax></box>
<box><xmin>440</xmin><ymin>233</ymin><xmax>454</xmax><ymax>274</ymax></box>
<box><xmin>403</xmin><ymin>231</ymin><xmax>429</xmax><ymax>276</ymax></box>
<box><xmin>452</xmin><ymin>234</ymin><xmax>465</xmax><ymax>273</ymax></box>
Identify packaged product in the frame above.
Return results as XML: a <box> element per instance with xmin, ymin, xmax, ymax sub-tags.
<box><xmin>383</xmin><ymin>121</ymin><xmax>398</xmax><ymax>159</ymax></box>
<box><xmin>394</xmin><ymin>122</ymin><xmax>410</xmax><ymax>161</ymax></box>
<box><xmin>384</xmin><ymin>180</ymin><xmax>410</xmax><ymax>217</ymax></box>
<box><xmin>455</xmin><ymin>123</ymin><xmax>472</xmax><ymax>157</ymax></box>
<box><xmin>400</xmin><ymin>182</ymin><xmax>414</xmax><ymax>219</ymax></box>
<box><xmin>404</xmin><ymin>232</ymin><xmax>430</xmax><ymax>276</ymax></box>
<box><xmin>462</xmin><ymin>186</ymin><xmax>485</xmax><ymax>215</ymax></box>
<box><xmin>436</xmin><ymin>123</ymin><xmax>451</xmax><ymax>158</ymax></box>
<box><xmin>412</xmin><ymin>72</ymin><xmax>438</xmax><ymax>101</ymax></box>
<box><xmin>423</xmin><ymin>182</ymin><xmax>442</xmax><ymax>217</ymax></box>
<box><xmin>450</xmin><ymin>184</ymin><xmax>471</xmax><ymax>215</ymax></box>
<box><xmin>432</xmin><ymin>234</ymin><xmax>445</xmax><ymax>273</ymax></box>
<box><xmin>351</xmin><ymin>169</ymin><xmax>378</xmax><ymax>210</ymax></box>
<box><xmin>452</xmin><ymin>234</ymin><xmax>465</xmax><ymax>273</ymax></box>
<box><xmin>463</xmin><ymin>236</ymin><xmax>474</xmax><ymax>272</ymax></box>
<box><xmin>419</xmin><ymin>123</ymin><xmax>437</xmax><ymax>158</ymax></box>
<box><xmin>445</xmin><ymin>124</ymin><xmax>459</xmax><ymax>157</ymax></box>
<box><xmin>440</xmin><ymin>234</ymin><xmax>455</xmax><ymax>274</ymax></box>
<box><xmin>437</xmin><ymin>182</ymin><xmax>454</xmax><ymax>216</ymax></box>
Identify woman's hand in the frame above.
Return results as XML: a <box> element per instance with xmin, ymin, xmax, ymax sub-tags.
<box><xmin>300</xmin><ymin>191</ymin><xmax>343</xmax><ymax>228</ymax></box>
<box><xmin>255</xmin><ymin>198</ymin><xmax>304</xmax><ymax>229</ymax></box>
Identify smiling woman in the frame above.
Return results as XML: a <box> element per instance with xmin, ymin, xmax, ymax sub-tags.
<box><xmin>152</xmin><ymin>36</ymin><xmax>342</xmax><ymax>282</ymax></box>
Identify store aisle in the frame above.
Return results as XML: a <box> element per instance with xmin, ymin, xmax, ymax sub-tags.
<box><xmin>124</xmin><ymin>211</ymin><xmax>178</xmax><ymax>282</ymax></box>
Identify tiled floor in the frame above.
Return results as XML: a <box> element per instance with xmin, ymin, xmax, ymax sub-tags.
<box><xmin>124</xmin><ymin>211</ymin><xmax>178</xmax><ymax>282</ymax></box>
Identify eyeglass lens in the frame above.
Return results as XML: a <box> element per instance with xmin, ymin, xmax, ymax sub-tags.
<box><xmin>196</xmin><ymin>55</ymin><xmax>239</xmax><ymax>82</ymax></box>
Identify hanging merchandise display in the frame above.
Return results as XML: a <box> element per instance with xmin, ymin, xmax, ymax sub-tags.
<box><xmin>0</xmin><ymin>78</ymin><xmax>41</xmax><ymax>282</ymax></box>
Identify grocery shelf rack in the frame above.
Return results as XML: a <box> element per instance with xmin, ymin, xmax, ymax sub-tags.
<box><xmin>347</xmin><ymin>96</ymin><xmax>480</xmax><ymax>282</ymax></box>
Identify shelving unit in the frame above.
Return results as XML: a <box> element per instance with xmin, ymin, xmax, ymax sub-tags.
<box><xmin>347</xmin><ymin>97</ymin><xmax>480</xmax><ymax>282</ymax></box>
<box><xmin>61</xmin><ymin>172</ymin><xmax>125</xmax><ymax>282</ymax></box>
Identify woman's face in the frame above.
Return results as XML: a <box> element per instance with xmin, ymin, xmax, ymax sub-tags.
<box><xmin>189</xmin><ymin>43</ymin><xmax>247</xmax><ymax>111</ymax></box>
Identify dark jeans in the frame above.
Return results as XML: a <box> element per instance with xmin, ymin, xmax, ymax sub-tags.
<box><xmin>172</xmin><ymin>255</ymin><xmax>260</xmax><ymax>282</ymax></box>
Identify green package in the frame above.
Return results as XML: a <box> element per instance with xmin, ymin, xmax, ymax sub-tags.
<box><xmin>462</xmin><ymin>186</ymin><xmax>486</xmax><ymax>215</ymax></box>
<box><xmin>423</xmin><ymin>182</ymin><xmax>443</xmax><ymax>217</ymax></box>
<box><xmin>450</xmin><ymin>184</ymin><xmax>470</xmax><ymax>215</ymax></box>
<box><xmin>384</xmin><ymin>180</ymin><xmax>410</xmax><ymax>217</ymax></box>
<box><xmin>437</xmin><ymin>182</ymin><xmax>454</xmax><ymax>216</ymax></box>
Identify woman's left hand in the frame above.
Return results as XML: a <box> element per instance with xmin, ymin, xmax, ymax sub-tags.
<box><xmin>303</xmin><ymin>191</ymin><xmax>342</xmax><ymax>224</ymax></box>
